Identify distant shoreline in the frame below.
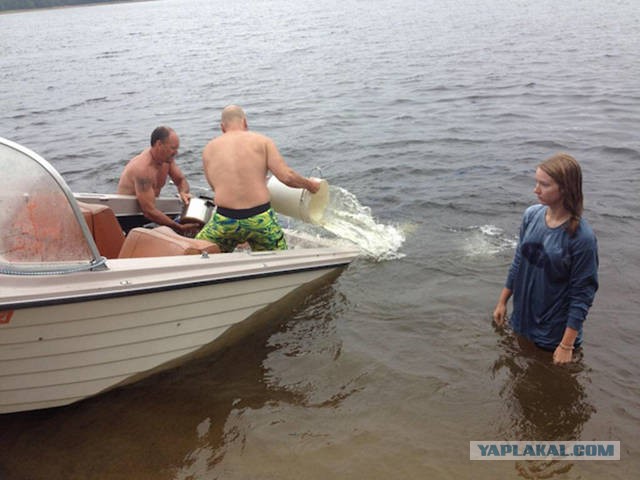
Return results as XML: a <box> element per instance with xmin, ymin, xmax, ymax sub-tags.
<box><xmin>0</xmin><ymin>0</ymin><xmax>152</xmax><ymax>14</ymax></box>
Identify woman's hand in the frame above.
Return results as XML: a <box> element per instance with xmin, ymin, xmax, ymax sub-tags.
<box><xmin>493</xmin><ymin>288</ymin><xmax>512</xmax><ymax>327</ymax></box>
<box><xmin>553</xmin><ymin>345</ymin><xmax>574</xmax><ymax>364</ymax></box>
<box><xmin>493</xmin><ymin>303</ymin><xmax>508</xmax><ymax>326</ymax></box>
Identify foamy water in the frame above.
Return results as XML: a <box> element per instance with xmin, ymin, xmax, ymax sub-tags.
<box><xmin>461</xmin><ymin>225</ymin><xmax>517</xmax><ymax>257</ymax></box>
<box><xmin>319</xmin><ymin>186</ymin><xmax>406</xmax><ymax>261</ymax></box>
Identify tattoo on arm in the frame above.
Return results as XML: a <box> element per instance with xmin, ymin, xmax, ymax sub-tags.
<box><xmin>136</xmin><ymin>177</ymin><xmax>153</xmax><ymax>192</ymax></box>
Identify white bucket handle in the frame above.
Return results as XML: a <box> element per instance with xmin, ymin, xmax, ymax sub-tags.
<box><xmin>310</xmin><ymin>166</ymin><xmax>323</xmax><ymax>179</ymax></box>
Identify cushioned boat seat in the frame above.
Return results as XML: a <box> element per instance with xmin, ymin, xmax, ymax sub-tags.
<box><xmin>118</xmin><ymin>226</ymin><xmax>221</xmax><ymax>258</ymax></box>
<box><xmin>77</xmin><ymin>201</ymin><xmax>125</xmax><ymax>259</ymax></box>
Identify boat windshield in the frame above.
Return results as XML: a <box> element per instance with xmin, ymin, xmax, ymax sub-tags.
<box><xmin>0</xmin><ymin>138</ymin><xmax>105</xmax><ymax>275</ymax></box>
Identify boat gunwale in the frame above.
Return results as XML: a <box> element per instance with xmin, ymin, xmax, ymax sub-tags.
<box><xmin>1</xmin><ymin>260</ymin><xmax>352</xmax><ymax>311</ymax></box>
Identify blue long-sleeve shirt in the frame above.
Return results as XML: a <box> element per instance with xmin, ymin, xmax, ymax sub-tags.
<box><xmin>506</xmin><ymin>205</ymin><xmax>599</xmax><ymax>350</ymax></box>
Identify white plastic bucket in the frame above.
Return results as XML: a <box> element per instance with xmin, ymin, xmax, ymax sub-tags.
<box><xmin>267</xmin><ymin>176</ymin><xmax>329</xmax><ymax>225</ymax></box>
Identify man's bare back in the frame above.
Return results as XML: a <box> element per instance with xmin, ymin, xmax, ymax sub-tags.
<box><xmin>202</xmin><ymin>131</ymin><xmax>273</xmax><ymax>209</ymax></box>
<box><xmin>202</xmin><ymin>105</ymin><xmax>319</xmax><ymax>210</ymax></box>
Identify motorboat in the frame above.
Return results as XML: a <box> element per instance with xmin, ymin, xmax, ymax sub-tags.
<box><xmin>0</xmin><ymin>137</ymin><xmax>359</xmax><ymax>414</ymax></box>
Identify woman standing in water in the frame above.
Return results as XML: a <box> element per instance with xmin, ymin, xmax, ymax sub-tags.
<box><xmin>493</xmin><ymin>153</ymin><xmax>599</xmax><ymax>364</ymax></box>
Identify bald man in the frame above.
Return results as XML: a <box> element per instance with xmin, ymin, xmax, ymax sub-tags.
<box><xmin>196</xmin><ymin>105</ymin><xmax>319</xmax><ymax>252</ymax></box>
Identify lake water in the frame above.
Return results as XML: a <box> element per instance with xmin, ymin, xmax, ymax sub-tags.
<box><xmin>1</xmin><ymin>0</ymin><xmax>639</xmax><ymax>479</ymax></box>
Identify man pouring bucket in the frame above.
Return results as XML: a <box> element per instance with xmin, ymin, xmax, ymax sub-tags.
<box><xmin>196</xmin><ymin>105</ymin><xmax>327</xmax><ymax>252</ymax></box>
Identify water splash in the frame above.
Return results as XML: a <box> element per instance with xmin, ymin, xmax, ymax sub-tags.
<box><xmin>319</xmin><ymin>186</ymin><xmax>406</xmax><ymax>261</ymax></box>
<box><xmin>462</xmin><ymin>224</ymin><xmax>517</xmax><ymax>257</ymax></box>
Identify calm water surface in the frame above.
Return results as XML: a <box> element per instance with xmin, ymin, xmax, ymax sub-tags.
<box><xmin>1</xmin><ymin>0</ymin><xmax>639</xmax><ymax>479</ymax></box>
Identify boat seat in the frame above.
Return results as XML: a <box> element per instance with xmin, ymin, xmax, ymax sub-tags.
<box><xmin>118</xmin><ymin>226</ymin><xmax>221</xmax><ymax>258</ymax></box>
<box><xmin>77</xmin><ymin>201</ymin><xmax>125</xmax><ymax>259</ymax></box>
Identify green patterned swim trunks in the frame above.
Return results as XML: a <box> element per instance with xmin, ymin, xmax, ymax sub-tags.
<box><xmin>195</xmin><ymin>202</ymin><xmax>287</xmax><ymax>253</ymax></box>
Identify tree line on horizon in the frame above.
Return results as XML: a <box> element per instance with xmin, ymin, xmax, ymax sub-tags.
<box><xmin>0</xmin><ymin>0</ymin><xmax>140</xmax><ymax>11</ymax></box>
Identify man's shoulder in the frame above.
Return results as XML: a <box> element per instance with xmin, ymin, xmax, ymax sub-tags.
<box><xmin>247</xmin><ymin>130</ymin><xmax>269</xmax><ymax>139</ymax></box>
<box><xmin>249</xmin><ymin>131</ymin><xmax>278</xmax><ymax>153</ymax></box>
<box><xmin>234</xmin><ymin>130</ymin><xmax>271</xmax><ymax>143</ymax></box>
<box><xmin>210</xmin><ymin>130</ymin><xmax>272</xmax><ymax>147</ymax></box>
<box><xmin>127</xmin><ymin>149</ymin><xmax>152</xmax><ymax>166</ymax></box>
<box><xmin>128</xmin><ymin>151</ymin><xmax>157</xmax><ymax>177</ymax></box>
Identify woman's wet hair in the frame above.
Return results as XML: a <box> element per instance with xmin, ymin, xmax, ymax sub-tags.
<box><xmin>538</xmin><ymin>153</ymin><xmax>584</xmax><ymax>236</ymax></box>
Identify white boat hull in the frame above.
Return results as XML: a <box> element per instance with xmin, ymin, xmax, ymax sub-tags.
<box><xmin>1</xmin><ymin>265</ymin><xmax>343</xmax><ymax>414</ymax></box>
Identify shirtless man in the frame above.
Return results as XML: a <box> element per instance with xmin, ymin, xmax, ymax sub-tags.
<box><xmin>117</xmin><ymin>126</ymin><xmax>200</xmax><ymax>234</ymax></box>
<box><xmin>196</xmin><ymin>105</ymin><xmax>320</xmax><ymax>252</ymax></box>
